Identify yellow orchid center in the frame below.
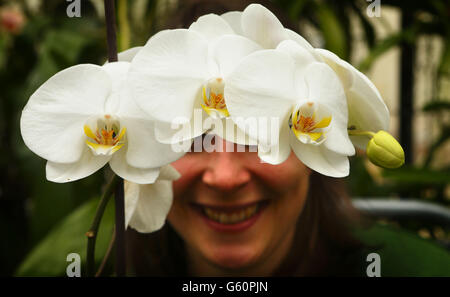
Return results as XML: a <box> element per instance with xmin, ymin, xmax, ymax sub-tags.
<box><xmin>201</xmin><ymin>77</ymin><xmax>230</xmax><ymax>119</ymax></box>
<box><xmin>84</xmin><ymin>114</ymin><xmax>126</xmax><ymax>156</ymax></box>
<box><xmin>290</xmin><ymin>102</ymin><xmax>332</xmax><ymax>144</ymax></box>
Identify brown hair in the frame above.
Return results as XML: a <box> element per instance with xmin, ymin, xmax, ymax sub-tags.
<box><xmin>126</xmin><ymin>172</ymin><xmax>367</xmax><ymax>276</ymax></box>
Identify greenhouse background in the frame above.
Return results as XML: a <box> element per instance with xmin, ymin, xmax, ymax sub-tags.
<box><xmin>0</xmin><ymin>0</ymin><xmax>449</xmax><ymax>276</ymax></box>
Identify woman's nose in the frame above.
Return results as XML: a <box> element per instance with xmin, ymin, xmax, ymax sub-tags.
<box><xmin>202</xmin><ymin>140</ymin><xmax>251</xmax><ymax>191</ymax></box>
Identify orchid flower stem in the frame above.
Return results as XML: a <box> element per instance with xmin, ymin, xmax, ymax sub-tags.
<box><xmin>103</xmin><ymin>0</ymin><xmax>126</xmax><ymax>276</ymax></box>
<box><xmin>114</xmin><ymin>178</ymin><xmax>126</xmax><ymax>276</ymax></box>
<box><xmin>86</xmin><ymin>174</ymin><xmax>120</xmax><ymax>277</ymax></box>
<box><xmin>95</xmin><ymin>229</ymin><xmax>116</xmax><ymax>277</ymax></box>
<box><xmin>348</xmin><ymin>130</ymin><xmax>376</xmax><ymax>139</ymax></box>
<box><xmin>104</xmin><ymin>0</ymin><xmax>118</xmax><ymax>62</ymax></box>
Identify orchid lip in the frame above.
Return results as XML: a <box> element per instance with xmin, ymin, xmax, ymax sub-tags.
<box><xmin>201</xmin><ymin>77</ymin><xmax>230</xmax><ymax>119</ymax></box>
<box><xmin>289</xmin><ymin>101</ymin><xmax>332</xmax><ymax>144</ymax></box>
<box><xmin>84</xmin><ymin>114</ymin><xmax>126</xmax><ymax>156</ymax></box>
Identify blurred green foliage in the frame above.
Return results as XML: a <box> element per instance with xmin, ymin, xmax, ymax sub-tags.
<box><xmin>0</xmin><ymin>0</ymin><xmax>111</xmax><ymax>276</ymax></box>
<box><xmin>0</xmin><ymin>0</ymin><xmax>164</xmax><ymax>276</ymax></box>
<box><xmin>0</xmin><ymin>0</ymin><xmax>449</xmax><ymax>276</ymax></box>
<box><xmin>274</xmin><ymin>0</ymin><xmax>450</xmax><ymax>243</ymax></box>
<box><xmin>15</xmin><ymin>197</ymin><xmax>115</xmax><ymax>276</ymax></box>
<box><xmin>276</xmin><ymin>0</ymin><xmax>450</xmax><ymax>220</ymax></box>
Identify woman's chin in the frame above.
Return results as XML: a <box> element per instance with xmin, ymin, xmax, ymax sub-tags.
<box><xmin>206</xmin><ymin>245</ymin><xmax>262</xmax><ymax>270</ymax></box>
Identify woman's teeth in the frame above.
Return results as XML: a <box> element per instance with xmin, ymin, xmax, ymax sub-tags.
<box><xmin>203</xmin><ymin>204</ymin><xmax>259</xmax><ymax>224</ymax></box>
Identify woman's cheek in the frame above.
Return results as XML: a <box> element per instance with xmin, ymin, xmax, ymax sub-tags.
<box><xmin>171</xmin><ymin>154</ymin><xmax>205</xmax><ymax>196</ymax></box>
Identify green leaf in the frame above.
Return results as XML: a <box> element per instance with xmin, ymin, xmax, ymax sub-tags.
<box><xmin>287</xmin><ymin>0</ymin><xmax>309</xmax><ymax>21</ymax></box>
<box><xmin>438</xmin><ymin>40</ymin><xmax>450</xmax><ymax>76</ymax></box>
<box><xmin>45</xmin><ymin>29</ymin><xmax>88</xmax><ymax>63</ymax></box>
<box><xmin>382</xmin><ymin>166</ymin><xmax>450</xmax><ymax>186</ymax></box>
<box><xmin>354</xmin><ymin>223</ymin><xmax>450</xmax><ymax>276</ymax></box>
<box><xmin>358</xmin><ymin>32</ymin><xmax>406</xmax><ymax>71</ymax></box>
<box><xmin>422</xmin><ymin>100</ymin><xmax>450</xmax><ymax>112</ymax></box>
<box><xmin>349</xmin><ymin>1</ymin><xmax>375</xmax><ymax>49</ymax></box>
<box><xmin>15</xmin><ymin>197</ymin><xmax>114</xmax><ymax>276</ymax></box>
<box><xmin>423</xmin><ymin>125</ymin><xmax>450</xmax><ymax>167</ymax></box>
<box><xmin>0</xmin><ymin>34</ymin><xmax>9</xmax><ymax>70</ymax></box>
<box><xmin>316</xmin><ymin>3</ymin><xmax>348</xmax><ymax>59</ymax></box>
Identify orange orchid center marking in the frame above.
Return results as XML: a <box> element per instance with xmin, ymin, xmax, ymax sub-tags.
<box><xmin>201</xmin><ymin>77</ymin><xmax>230</xmax><ymax>119</ymax></box>
<box><xmin>84</xmin><ymin>115</ymin><xmax>126</xmax><ymax>156</ymax></box>
<box><xmin>290</xmin><ymin>102</ymin><xmax>332</xmax><ymax>143</ymax></box>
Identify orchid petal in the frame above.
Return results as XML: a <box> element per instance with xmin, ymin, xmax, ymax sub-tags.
<box><xmin>316</xmin><ymin>49</ymin><xmax>390</xmax><ymax>149</ymax></box>
<box><xmin>189</xmin><ymin>14</ymin><xmax>234</xmax><ymax>41</ymax></box>
<box><xmin>118</xmin><ymin>46</ymin><xmax>142</xmax><ymax>62</ymax></box>
<box><xmin>210</xmin><ymin>117</ymin><xmax>258</xmax><ymax>146</ymax></box>
<box><xmin>257</xmin><ymin>121</ymin><xmax>291</xmax><ymax>164</ymax></box>
<box><xmin>220</xmin><ymin>11</ymin><xmax>243</xmax><ymax>35</ymax></box>
<box><xmin>109</xmin><ymin>147</ymin><xmax>160</xmax><ymax>184</ymax></box>
<box><xmin>303</xmin><ymin>62</ymin><xmax>355</xmax><ymax>156</ymax></box>
<box><xmin>276</xmin><ymin>40</ymin><xmax>317</xmax><ymax>66</ymax></box>
<box><xmin>127</xmin><ymin>180</ymin><xmax>174</xmax><ymax>233</ymax></box>
<box><xmin>225</xmin><ymin>50</ymin><xmax>296</xmax><ymax>144</ymax></box>
<box><xmin>46</xmin><ymin>148</ymin><xmax>110</xmax><ymax>183</ymax></box>
<box><xmin>20</xmin><ymin>64</ymin><xmax>110</xmax><ymax>164</ymax></box>
<box><xmin>347</xmin><ymin>73</ymin><xmax>390</xmax><ymax>149</ymax></box>
<box><xmin>102</xmin><ymin>62</ymin><xmax>130</xmax><ymax>112</ymax></box>
<box><xmin>124</xmin><ymin>170</ymin><xmax>178</xmax><ymax>233</ymax></box>
<box><xmin>158</xmin><ymin>165</ymin><xmax>181</xmax><ymax>181</ymax></box>
<box><xmin>276</xmin><ymin>40</ymin><xmax>318</xmax><ymax>96</ymax></box>
<box><xmin>124</xmin><ymin>117</ymin><xmax>186</xmax><ymax>168</ymax></box>
<box><xmin>153</xmin><ymin>108</ymin><xmax>205</xmax><ymax>146</ymax></box>
<box><xmin>315</xmin><ymin>49</ymin><xmax>353</xmax><ymax>88</ymax></box>
<box><xmin>124</xmin><ymin>180</ymin><xmax>140</xmax><ymax>229</ymax></box>
<box><xmin>316</xmin><ymin>49</ymin><xmax>389</xmax><ymax>149</ymax></box>
<box><xmin>128</xmin><ymin>29</ymin><xmax>209</xmax><ymax>123</ymax></box>
<box><xmin>104</xmin><ymin>47</ymin><xmax>142</xmax><ymax>64</ymax></box>
<box><xmin>241</xmin><ymin>4</ymin><xmax>286</xmax><ymax>49</ymax></box>
<box><xmin>209</xmin><ymin>34</ymin><xmax>262</xmax><ymax>78</ymax></box>
<box><xmin>289</xmin><ymin>132</ymin><xmax>349</xmax><ymax>177</ymax></box>
<box><xmin>284</xmin><ymin>28</ymin><xmax>314</xmax><ymax>51</ymax></box>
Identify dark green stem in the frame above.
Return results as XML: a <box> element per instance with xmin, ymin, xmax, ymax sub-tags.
<box><xmin>348</xmin><ymin>129</ymin><xmax>375</xmax><ymax>138</ymax></box>
<box><xmin>114</xmin><ymin>179</ymin><xmax>126</xmax><ymax>276</ymax></box>
<box><xmin>95</xmin><ymin>229</ymin><xmax>116</xmax><ymax>277</ymax></box>
<box><xmin>103</xmin><ymin>0</ymin><xmax>126</xmax><ymax>276</ymax></box>
<box><xmin>86</xmin><ymin>174</ymin><xmax>120</xmax><ymax>277</ymax></box>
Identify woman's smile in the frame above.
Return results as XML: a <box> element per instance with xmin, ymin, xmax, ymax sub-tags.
<box><xmin>190</xmin><ymin>200</ymin><xmax>270</xmax><ymax>232</ymax></box>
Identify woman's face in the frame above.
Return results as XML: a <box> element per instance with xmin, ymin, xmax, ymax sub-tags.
<box><xmin>168</xmin><ymin>137</ymin><xmax>312</xmax><ymax>275</ymax></box>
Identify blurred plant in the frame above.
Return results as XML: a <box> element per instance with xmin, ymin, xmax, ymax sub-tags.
<box><xmin>0</xmin><ymin>4</ymin><xmax>26</xmax><ymax>34</ymax></box>
<box><xmin>0</xmin><ymin>0</ymin><xmax>108</xmax><ymax>277</ymax></box>
<box><xmin>0</xmin><ymin>0</ymin><xmax>170</xmax><ymax>277</ymax></box>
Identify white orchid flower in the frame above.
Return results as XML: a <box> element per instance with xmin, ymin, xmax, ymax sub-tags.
<box><xmin>225</xmin><ymin>40</ymin><xmax>355</xmax><ymax>177</ymax></box>
<box><xmin>128</xmin><ymin>29</ymin><xmax>262</xmax><ymax>146</ymax></box>
<box><xmin>20</xmin><ymin>61</ymin><xmax>184</xmax><ymax>184</ymax></box>
<box><xmin>125</xmin><ymin>165</ymin><xmax>180</xmax><ymax>233</ymax></box>
<box><xmin>217</xmin><ymin>4</ymin><xmax>391</xmax><ymax>151</ymax></box>
<box><xmin>116</xmin><ymin>46</ymin><xmax>143</xmax><ymax>62</ymax></box>
<box><xmin>218</xmin><ymin>4</ymin><xmax>315</xmax><ymax>51</ymax></box>
<box><xmin>315</xmin><ymin>49</ymin><xmax>390</xmax><ymax>149</ymax></box>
